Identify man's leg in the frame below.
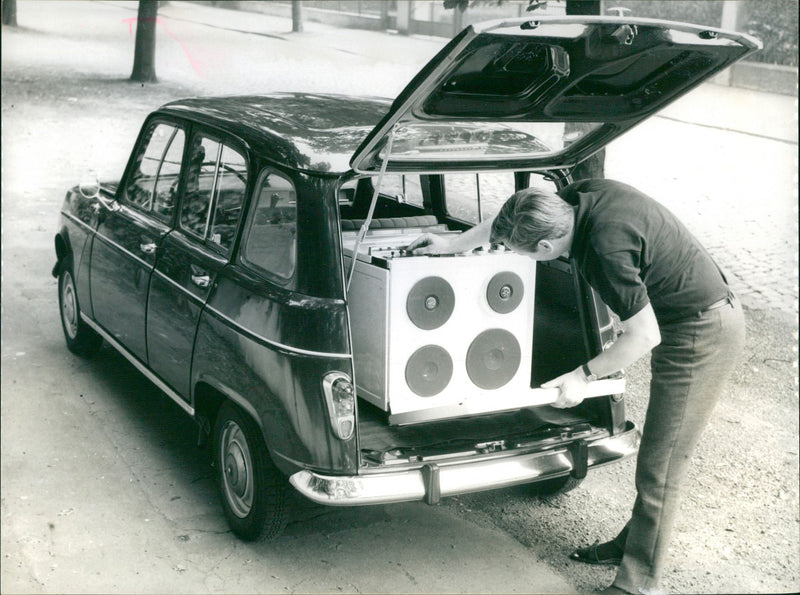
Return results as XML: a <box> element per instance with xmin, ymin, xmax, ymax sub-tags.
<box><xmin>613</xmin><ymin>302</ymin><xmax>745</xmax><ymax>594</ymax></box>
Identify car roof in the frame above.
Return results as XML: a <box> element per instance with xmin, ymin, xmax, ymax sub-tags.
<box><xmin>158</xmin><ymin>93</ymin><xmax>391</xmax><ymax>175</ymax></box>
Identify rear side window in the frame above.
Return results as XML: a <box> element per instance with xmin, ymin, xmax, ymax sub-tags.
<box><xmin>443</xmin><ymin>173</ymin><xmax>558</xmax><ymax>224</ymax></box>
<box><xmin>124</xmin><ymin>121</ymin><xmax>185</xmax><ymax>223</ymax></box>
<box><xmin>180</xmin><ymin>134</ymin><xmax>247</xmax><ymax>252</ymax></box>
<box><xmin>240</xmin><ymin>169</ymin><xmax>297</xmax><ymax>280</ymax></box>
<box><xmin>378</xmin><ymin>174</ymin><xmax>424</xmax><ymax>207</ymax></box>
<box><xmin>443</xmin><ymin>173</ymin><xmax>516</xmax><ymax>224</ymax></box>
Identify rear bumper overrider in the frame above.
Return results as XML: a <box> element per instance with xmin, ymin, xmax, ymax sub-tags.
<box><xmin>290</xmin><ymin>421</ymin><xmax>639</xmax><ymax>506</ymax></box>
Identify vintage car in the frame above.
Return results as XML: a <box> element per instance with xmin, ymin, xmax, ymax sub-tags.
<box><xmin>54</xmin><ymin>17</ymin><xmax>759</xmax><ymax>541</ymax></box>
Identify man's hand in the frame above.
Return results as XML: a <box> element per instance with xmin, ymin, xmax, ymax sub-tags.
<box><xmin>542</xmin><ymin>368</ymin><xmax>589</xmax><ymax>408</ymax></box>
<box><xmin>405</xmin><ymin>217</ymin><xmax>495</xmax><ymax>255</ymax></box>
<box><xmin>405</xmin><ymin>233</ymin><xmax>453</xmax><ymax>255</ymax></box>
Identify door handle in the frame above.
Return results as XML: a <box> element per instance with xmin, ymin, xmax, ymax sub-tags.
<box><xmin>191</xmin><ymin>274</ymin><xmax>211</xmax><ymax>288</ymax></box>
<box><xmin>140</xmin><ymin>242</ymin><xmax>157</xmax><ymax>255</ymax></box>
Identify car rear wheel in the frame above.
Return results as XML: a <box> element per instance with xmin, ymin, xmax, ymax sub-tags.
<box><xmin>58</xmin><ymin>259</ymin><xmax>103</xmax><ymax>357</ymax></box>
<box><xmin>530</xmin><ymin>475</ymin><xmax>584</xmax><ymax>497</ymax></box>
<box><xmin>214</xmin><ymin>401</ymin><xmax>289</xmax><ymax>541</ymax></box>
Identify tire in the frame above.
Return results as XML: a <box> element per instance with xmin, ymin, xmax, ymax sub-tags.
<box><xmin>530</xmin><ymin>475</ymin><xmax>584</xmax><ymax>497</ymax></box>
<box><xmin>58</xmin><ymin>259</ymin><xmax>103</xmax><ymax>357</ymax></box>
<box><xmin>214</xmin><ymin>401</ymin><xmax>290</xmax><ymax>541</ymax></box>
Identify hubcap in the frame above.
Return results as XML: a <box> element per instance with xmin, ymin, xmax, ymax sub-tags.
<box><xmin>61</xmin><ymin>272</ymin><xmax>79</xmax><ymax>339</ymax></box>
<box><xmin>220</xmin><ymin>420</ymin><xmax>254</xmax><ymax>518</ymax></box>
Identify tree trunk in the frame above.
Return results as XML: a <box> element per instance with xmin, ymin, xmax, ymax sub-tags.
<box><xmin>565</xmin><ymin>0</ymin><xmax>601</xmax><ymax>15</ymax></box>
<box><xmin>568</xmin><ymin>138</ymin><xmax>606</xmax><ymax>181</ymax></box>
<box><xmin>452</xmin><ymin>3</ymin><xmax>464</xmax><ymax>37</ymax></box>
<box><xmin>379</xmin><ymin>0</ymin><xmax>389</xmax><ymax>30</ymax></box>
<box><xmin>565</xmin><ymin>0</ymin><xmax>604</xmax><ymax>180</ymax></box>
<box><xmin>2</xmin><ymin>0</ymin><xmax>18</xmax><ymax>26</ymax></box>
<box><xmin>292</xmin><ymin>0</ymin><xmax>303</xmax><ymax>33</ymax></box>
<box><xmin>130</xmin><ymin>0</ymin><xmax>158</xmax><ymax>83</ymax></box>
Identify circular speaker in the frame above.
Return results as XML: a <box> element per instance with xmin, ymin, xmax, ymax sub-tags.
<box><xmin>466</xmin><ymin>329</ymin><xmax>521</xmax><ymax>390</ymax></box>
<box><xmin>486</xmin><ymin>271</ymin><xmax>524</xmax><ymax>314</ymax></box>
<box><xmin>406</xmin><ymin>276</ymin><xmax>455</xmax><ymax>330</ymax></box>
<box><xmin>406</xmin><ymin>345</ymin><xmax>453</xmax><ymax>397</ymax></box>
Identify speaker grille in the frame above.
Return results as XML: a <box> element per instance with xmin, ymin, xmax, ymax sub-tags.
<box><xmin>466</xmin><ymin>329</ymin><xmax>521</xmax><ymax>390</ymax></box>
<box><xmin>486</xmin><ymin>271</ymin><xmax>524</xmax><ymax>314</ymax></box>
<box><xmin>405</xmin><ymin>345</ymin><xmax>453</xmax><ymax>397</ymax></box>
<box><xmin>406</xmin><ymin>276</ymin><xmax>455</xmax><ymax>330</ymax></box>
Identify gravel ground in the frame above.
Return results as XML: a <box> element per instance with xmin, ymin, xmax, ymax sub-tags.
<box><xmin>3</xmin><ymin>3</ymin><xmax>798</xmax><ymax>593</ymax></box>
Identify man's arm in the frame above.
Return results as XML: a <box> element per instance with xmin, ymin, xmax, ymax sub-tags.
<box><xmin>544</xmin><ymin>303</ymin><xmax>661</xmax><ymax>408</ymax></box>
<box><xmin>406</xmin><ymin>217</ymin><xmax>495</xmax><ymax>255</ymax></box>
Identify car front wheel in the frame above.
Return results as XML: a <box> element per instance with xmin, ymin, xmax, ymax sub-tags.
<box><xmin>58</xmin><ymin>259</ymin><xmax>103</xmax><ymax>357</ymax></box>
<box><xmin>214</xmin><ymin>401</ymin><xmax>289</xmax><ymax>541</ymax></box>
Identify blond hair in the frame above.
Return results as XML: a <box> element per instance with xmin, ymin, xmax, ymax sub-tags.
<box><xmin>490</xmin><ymin>187</ymin><xmax>573</xmax><ymax>251</ymax></box>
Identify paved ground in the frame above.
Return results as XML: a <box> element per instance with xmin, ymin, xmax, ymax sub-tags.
<box><xmin>1</xmin><ymin>2</ymin><xmax>798</xmax><ymax>594</ymax></box>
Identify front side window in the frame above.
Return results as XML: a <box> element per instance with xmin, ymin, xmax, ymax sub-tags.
<box><xmin>180</xmin><ymin>134</ymin><xmax>247</xmax><ymax>252</ymax></box>
<box><xmin>241</xmin><ymin>169</ymin><xmax>297</xmax><ymax>280</ymax></box>
<box><xmin>125</xmin><ymin>122</ymin><xmax>185</xmax><ymax>221</ymax></box>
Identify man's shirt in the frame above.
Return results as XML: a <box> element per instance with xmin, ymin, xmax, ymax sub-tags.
<box><xmin>560</xmin><ymin>179</ymin><xmax>730</xmax><ymax>324</ymax></box>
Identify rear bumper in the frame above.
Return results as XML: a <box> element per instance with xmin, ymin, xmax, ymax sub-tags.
<box><xmin>290</xmin><ymin>421</ymin><xmax>639</xmax><ymax>506</ymax></box>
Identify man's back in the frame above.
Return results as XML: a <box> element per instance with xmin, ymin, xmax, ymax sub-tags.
<box><xmin>560</xmin><ymin>179</ymin><xmax>730</xmax><ymax>323</ymax></box>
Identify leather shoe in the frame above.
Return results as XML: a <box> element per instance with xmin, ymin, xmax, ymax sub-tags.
<box><xmin>568</xmin><ymin>542</ymin><xmax>622</xmax><ymax>566</ymax></box>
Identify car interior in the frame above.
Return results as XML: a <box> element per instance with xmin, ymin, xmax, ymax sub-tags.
<box><xmin>337</xmin><ymin>173</ymin><xmax>616</xmax><ymax>460</ymax></box>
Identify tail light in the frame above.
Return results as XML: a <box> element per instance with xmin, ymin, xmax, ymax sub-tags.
<box><xmin>322</xmin><ymin>372</ymin><xmax>355</xmax><ymax>440</ymax></box>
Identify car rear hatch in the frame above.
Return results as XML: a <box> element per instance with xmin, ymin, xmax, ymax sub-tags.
<box><xmin>296</xmin><ymin>16</ymin><xmax>759</xmax><ymax>503</ymax></box>
<box><xmin>350</xmin><ymin>16</ymin><xmax>760</xmax><ymax>174</ymax></box>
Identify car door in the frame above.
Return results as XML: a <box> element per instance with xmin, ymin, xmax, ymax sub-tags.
<box><xmin>146</xmin><ymin>131</ymin><xmax>249</xmax><ymax>400</ymax></box>
<box><xmin>90</xmin><ymin>120</ymin><xmax>185</xmax><ymax>360</ymax></box>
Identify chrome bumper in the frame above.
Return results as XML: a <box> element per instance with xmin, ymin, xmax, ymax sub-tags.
<box><xmin>290</xmin><ymin>422</ymin><xmax>639</xmax><ymax>506</ymax></box>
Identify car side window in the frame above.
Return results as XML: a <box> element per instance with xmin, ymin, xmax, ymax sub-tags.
<box><xmin>241</xmin><ymin>169</ymin><xmax>297</xmax><ymax>281</ymax></box>
<box><xmin>210</xmin><ymin>146</ymin><xmax>247</xmax><ymax>250</ymax></box>
<box><xmin>124</xmin><ymin>122</ymin><xmax>185</xmax><ymax>222</ymax></box>
<box><xmin>443</xmin><ymin>173</ymin><xmax>516</xmax><ymax>224</ymax></box>
<box><xmin>180</xmin><ymin>135</ymin><xmax>247</xmax><ymax>252</ymax></box>
<box><xmin>152</xmin><ymin>130</ymin><xmax>184</xmax><ymax>222</ymax></box>
<box><xmin>378</xmin><ymin>174</ymin><xmax>424</xmax><ymax>207</ymax></box>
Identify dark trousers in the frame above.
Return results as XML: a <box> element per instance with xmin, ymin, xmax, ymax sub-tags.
<box><xmin>613</xmin><ymin>297</ymin><xmax>746</xmax><ymax>594</ymax></box>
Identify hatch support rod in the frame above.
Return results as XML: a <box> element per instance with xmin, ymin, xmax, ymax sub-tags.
<box><xmin>346</xmin><ymin>125</ymin><xmax>398</xmax><ymax>292</ymax></box>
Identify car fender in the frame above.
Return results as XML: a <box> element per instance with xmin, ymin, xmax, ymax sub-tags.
<box><xmin>194</xmin><ymin>373</ymin><xmax>264</xmax><ymax>432</ymax></box>
<box><xmin>54</xmin><ymin>191</ymin><xmax>99</xmax><ymax>319</ymax></box>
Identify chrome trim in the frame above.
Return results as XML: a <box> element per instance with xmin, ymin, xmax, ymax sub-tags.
<box><xmin>152</xmin><ymin>269</ymin><xmax>205</xmax><ymax>307</ymax></box>
<box><xmin>61</xmin><ymin>210</ymin><xmax>96</xmax><ymax>234</ymax></box>
<box><xmin>204</xmin><ymin>144</ymin><xmax>223</xmax><ymax>238</ymax></box>
<box><xmin>204</xmin><ymin>305</ymin><xmax>352</xmax><ymax>360</ymax></box>
<box><xmin>321</xmin><ymin>372</ymin><xmax>355</xmax><ymax>441</ymax></box>
<box><xmin>139</xmin><ymin>242</ymin><xmax>157</xmax><ymax>255</ymax></box>
<box><xmin>290</xmin><ymin>423</ymin><xmax>640</xmax><ymax>506</ymax></box>
<box><xmin>80</xmin><ymin>314</ymin><xmax>195</xmax><ymax>416</ymax></box>
<box><xmin>191</xmin><ymin>274</ymin><xmax>211</xmax><ymax>289</ymax></box>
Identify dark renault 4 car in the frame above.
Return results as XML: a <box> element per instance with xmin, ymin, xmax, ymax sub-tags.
<box><xmin>54</xmin><ymin>17</ymin><xmax>759</xmax><ymax>541</ymax></box>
